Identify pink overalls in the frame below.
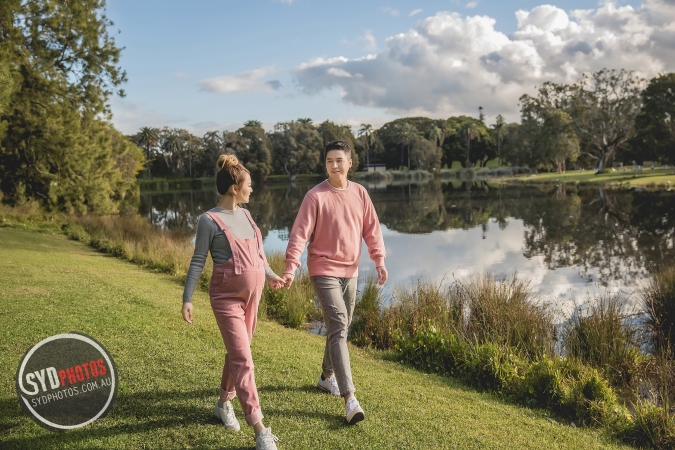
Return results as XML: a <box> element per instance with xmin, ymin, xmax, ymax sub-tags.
<box><xmin>207</xmin><ymin>209</ymin><xmax>267</xmax><ymax>426</ymax></box>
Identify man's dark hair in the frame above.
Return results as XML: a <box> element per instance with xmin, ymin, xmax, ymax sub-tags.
<box><xmin>325</xmin><ymin>140</ymin><xmax>352</xmax><ymax>158</ymax></box>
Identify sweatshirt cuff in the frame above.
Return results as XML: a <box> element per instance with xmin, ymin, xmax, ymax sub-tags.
<box><xmin>373</xmin><ymin>255</ymin><xmax>386</xmax><ymax>268</ymax></box>
<box><xmin>283</xmin><ymin>263</ymin><xmax>297</xmax><ymax>276</ymax></box>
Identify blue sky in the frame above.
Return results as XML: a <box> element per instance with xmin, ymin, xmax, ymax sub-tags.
<box><xmin>106</xmin><ymin>0</ymin><xmax>672</xmax><ymax>135</ymax></box>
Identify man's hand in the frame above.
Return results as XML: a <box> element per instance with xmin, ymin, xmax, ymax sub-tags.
<box><xmin>281</xmin><ymin>272</ymin><xmax>295</xmax><ymax>289</ymax></box>
<box><xmin>376</xmin><ymin>266</ymin><xmax>388</xmax><ymax>285</ymax></box>
<box><xmin>182</xmin><ymin>302</ymin><xmax>193</xmax><ymax>324</ymax></box>
<box><xmin>268</xmin><ymin>275</ymin><xmax>285</xmax><ymax>290</ymax></box>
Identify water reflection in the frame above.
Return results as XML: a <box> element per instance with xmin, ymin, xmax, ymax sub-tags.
<box><xmin>139</xmin><ymin>181</ymin><xmax>675</xmax><ymax>301</ymax></box>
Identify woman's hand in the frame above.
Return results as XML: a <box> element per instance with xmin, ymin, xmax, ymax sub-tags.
<box><xmin>182</xmin><ymin>302</ymin><xmax>194</xmax><ymax>324</ymax></box>
<box><xmin>268</xmin><ymin>275</ymin><xmax>285</xmax><ymax>290</ymax></box>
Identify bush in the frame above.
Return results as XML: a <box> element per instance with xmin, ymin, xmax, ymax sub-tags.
<box><xmin>629</xmin><ymin>399</ymin><xmax>675</xmax><ymax>449</ymax></box>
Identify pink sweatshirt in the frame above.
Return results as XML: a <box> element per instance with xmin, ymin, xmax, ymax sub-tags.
<box><xmin>284</xmin><ymin>180</ymin><xmax>386</xmax><ymax>278</ymax></box>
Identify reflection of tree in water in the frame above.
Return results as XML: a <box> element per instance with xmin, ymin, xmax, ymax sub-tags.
<box><xmin>140</xmin><ymin>181</ymin><xmax>675</xmax><ymax>286</ymax></box>
<box><xmin>139</xmin><ymin>191</ymin><xmax>219</xmax><ymax>234</ymax></box>
<box><xmin>520</xmin><ymin>186</ymin><xmax>675</xmax><ymax>285</ymax></box>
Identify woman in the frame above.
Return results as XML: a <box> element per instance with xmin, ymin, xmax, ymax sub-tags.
<box><xmin>182</xmin><ymin>154</ymin><xmax>283</xmax><ymax>450</ymax></box>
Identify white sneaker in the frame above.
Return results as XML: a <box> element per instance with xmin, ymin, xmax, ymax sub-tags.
<box><xmin>345</xmin><ymin>396</ymin><xmax>365</xmax><ymax>425</ymax></box>
<box><xmin>255</xmin><ymin>427</ymin><xmax>280</xmax><ymax>450</ymax></box>
<box><xmin>317</xmin><ymin>374</ymin><xmax>340</xmax><ymax>396</ymax></box>
<box><xmin>213</xmin><ymin>399</ymin><xmax>240</xmax><ymax>431</ymax></box>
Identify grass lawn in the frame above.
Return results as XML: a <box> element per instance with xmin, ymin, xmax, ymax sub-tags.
<box><xmin>0</xmin><ymin>228</ymin><xmax>632</xmax><ymax>450</ymax></box>
<box><xmin>510</xmin><ymin>168</ymin><xmax>675</xmax><ymax>188</ymax></box>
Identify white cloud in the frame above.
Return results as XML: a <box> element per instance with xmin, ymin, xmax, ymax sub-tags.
<box><xmin>341</xmin><ymin>30</ymin><xmax>377</xmax><ymax>51</ymax></box>
<box><xmin>382</xmin><ymin>7</ymin><xmax>400</xmax><ymax>17</ymax></box>
<box><xmin>409</xmin><ymin>9</ymin><xmax>423</xmax><ymax>17</ymax></box>
<box><xmin>294</xmin><ymin>1</ymin><xmax>675</xmax><ymax>121</ymax></box>
<box><xmin>200</xmin><ymin>66</ymin><xmax>281</xmax><ymax>94</ymax></box>
<box><xmin>174</xmin><ymin>71</ymin><xmax>189</xmax><ymax>79</ymax></box>
<box><xmin>466</xmin><ymin>2</ymin><xmax>478</xmax><ymax>9</ymax></box>
<box><xmin>278</xmin><ymin>0</ymin><xmax>296</xmax><ymax>4</ymax></box>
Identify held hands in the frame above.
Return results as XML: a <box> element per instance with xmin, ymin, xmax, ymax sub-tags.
<box><xmin>376</xmin><ymin>266</ymin><xmax>388</xmax><ymax>285</ymax></box>
<box><xmin>281</xmin><ymin>272</ymin><xmax>295</xmax><ymax>289</ymax></box>
<box><xmin>268</xmin><ymin>275</ymin><xmax>285</xmax><ymax>290</ymax></box>
<box><xmin>182</xmin><ymin>302</ymin><xmax>193</xmax><ymax>324</ymax></box>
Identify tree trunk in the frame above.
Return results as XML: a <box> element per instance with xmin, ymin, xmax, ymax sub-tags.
<box><xmin>146</xmin><ymin>145</ymin><xmax>152</xmax><ymax>178</ymax></box>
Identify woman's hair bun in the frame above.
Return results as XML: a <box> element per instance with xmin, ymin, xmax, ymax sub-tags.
<box><xmin>216</xmin><ymin>154</ymin><xmax>239</xmax><ymax>172</ymax></box>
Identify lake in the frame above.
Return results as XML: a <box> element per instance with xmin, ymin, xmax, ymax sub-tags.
<box><xmin>139</xmin><ymin>179</ymin><xmax>675</xmax><ymax>311</ymax></box>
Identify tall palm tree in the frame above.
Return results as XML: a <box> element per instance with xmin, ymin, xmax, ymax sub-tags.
<box><xmin>461</xmin><ymin>121</ymin><xmax>481</xmax><ymax>167</ymax></box>
<box><xmin>162</xmin><ymin>132</ymin><xmax>183</xmax><ymax>173</ymax></box>
<box><xmin>358</xmin><ymin>123</ymin><xmax>373</xmax><ymax>169</ymax></box>
<box><xmin>244</xmin><ymin>120</ymin><xmax>262</xmax><ymax>128</ymax></box>
<box><xmin>427</xmin><ymin>125</ymin><xmax>445</xmax><ymax>147</ymax></box>
<box><xmin>394</xmin><ymin>123</ymin><xmax>417</xmax><ymax>169</ymax></box>
<box><xmin>136</xmin><ymin>127</ymin><xmax>159</xmax><ymax>178</ymax></box>
<box><xmin>491</xmin><ymin>114</ymin><xmax>506</xmax><ymax>167</ymax></box>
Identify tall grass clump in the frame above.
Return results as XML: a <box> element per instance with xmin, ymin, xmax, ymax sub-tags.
<box><xmin>260</xmin><ymin>252</ymin><xmax>319</xmax><ymax>329</ymax></box>
<box><xmin>73</xmin><ymin>214</ymin><xmax>199</xmax><ymax>279</ymax></box>
<box><xmin>458</xmin><ymin>272</ymin><xmax>555</xmax><ymax>359</ymax></box>
<box><xmin>349</xmin><ymin>273</ymin><xmax>386</xmax><ymax>347</ymax></box>
<box><xmin>563</xmin><ymin>294</ymin><xmax>642</xmax><ymax>388</ymax></box>
<box><xmin>642</xmin><ymin>266</ymin><xmax>675</xmax><ymax>356</ymax></box>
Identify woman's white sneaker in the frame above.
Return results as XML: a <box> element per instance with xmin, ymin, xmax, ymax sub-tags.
<box><xmin>255</xmin><ymin>427</ymin><xmax>280</xmax><ymax>450</ymax></box>
<box><xmin>213</xmin><ymin>399</ymin><xmax>240</xmax><ymax>431</ymax></box>
<box><xmin>345</xmin><ymin>396</ymin><xmax>365</xmax><ymax>425</ymax></box>
<box><xmin>317</xmin><ymin>374</ymin><xmax>340</xmax><ymax>396</ymax></box>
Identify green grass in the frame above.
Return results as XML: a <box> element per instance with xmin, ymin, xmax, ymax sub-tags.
<box><xmin>0</xmin><ymin>228</ymin><xmax>632</xmax><ymax>449</ymax></box>
<box><xmin>510</xmin><ymin>168</ymin><xmax>675</xmax><ymax>188</ymax></box>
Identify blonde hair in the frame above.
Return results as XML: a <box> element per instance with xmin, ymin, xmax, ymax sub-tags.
<box><xmin>216</xmin><ymin>154</ymin><xmax>250</xmax><ymax>195</ymax></box>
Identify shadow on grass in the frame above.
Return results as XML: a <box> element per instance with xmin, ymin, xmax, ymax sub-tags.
<box><xmin>258</xmin><ymin>384</ymin><xmax>354</xmax><ymax>430</ymax></box>
<box><xmin>0</xmin><ymin>389</ymin><xmax>255</xmax><ymax>449</ymax></box>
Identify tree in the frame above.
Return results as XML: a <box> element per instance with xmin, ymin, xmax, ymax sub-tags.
<box><xmin>234</xmin><ymin>121</ymin><xmax>273</xmax><ymax>181</ymax></box>
<box><xmin>135</xmin><ymin>127</ymin><xmax>159</xmax><ymax>178</ymax></box>
<box><xmin>269</xmin><ymin>121</ymin><xmax>322</xmax><ymax>181</ymax></box>
<box><xmin>427</xmin><ymin>125</ymin><xmax>445</xmax><ymax>148</ymax></box>
<box><xmin>358</xmin><ymin>123</ymin><xmax>374</xmax><ymax>169</ymax></box>
<box><xmin>491</xmin><ymin>115</ymin><xmax>506</xmax><ymax>167</ymax></box>
<box><xmin>461</xmin><ymin>122</ymin><xmax>481</xmax><ymax>167</ymax></box>
<box><xmin>410</xmin><ymin>136</ymin><xmax>442</xmax><ymax>170</ymax></box>
<box><xmin>161</xmin><ymin>130</ymin><xmax>183</xmax><ymax>174</ymax></box>
<box><xmin>0</xmin><ymin>0</ymin><xmax>140</xmax><ymax>213</ymax></box>
<box><xmin>393</xmin><ymin>123</ymin><xmax>417</xmax><ymax>169</ymax></box>
<box><xmin>317</xmin><ymin>120</ymin><xmax>358</xmax><ymax>173</ymax></box>
<box><xmin>631</xmin><ymin>73</ymin><xmax>675</xmax><ymax>164</ymax></box>
<box><xmin>527</xmin><ymin>69</ymin><xmax>645</xmax><ymax>171</ymax></box>
<box><xmin>197</xmin><ymin>130</ymin><xmax>226</xmax><ymax>177</ymax></box>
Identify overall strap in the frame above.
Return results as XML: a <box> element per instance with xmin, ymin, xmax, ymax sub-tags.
<box><xmin>240</xmin><ymin>208</ymin><xmax>268</xmax><ymax>266</ymax></box>
<box><xmin>205</xmin><ymin>211</ymin><xmax>242</xmax><ymax>274</ymax></box>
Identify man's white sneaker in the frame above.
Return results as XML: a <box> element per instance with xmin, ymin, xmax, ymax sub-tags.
<box><xmin>317</xmin><ymin>374</ymin><xmax>340</xmax><ymax>396</ymax></box>
<box><xmin>213</xmin><ymin>399</ymin><xmax>240</xmax><ymax>431</ymax></box>
<box><xmin>345</xmin><ymin>396</ymin><xmax>365</xmax><ymax>425</ymax></box>
<box><xmin>255</xmin><ymin>427</ymin><xmax>280</xmax><ymax>450</ymax></box>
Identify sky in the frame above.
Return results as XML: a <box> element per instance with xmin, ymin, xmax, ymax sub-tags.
<box><xmin>105</xmin><ymin>0</ymin><xmax>675</xmax><ymax>135</ymax></box>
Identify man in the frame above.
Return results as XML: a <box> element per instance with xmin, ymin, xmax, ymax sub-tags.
<box><xmin>282</xmin><ymin>140</ymin><xmax>387</xmax><ymax>425</ymax></box>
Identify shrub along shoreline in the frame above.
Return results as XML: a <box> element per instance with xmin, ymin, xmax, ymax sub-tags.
<box><xmin>1</xmin><ymin>203</ymin><xmax>673</xmax><ymax>449</ymax></box>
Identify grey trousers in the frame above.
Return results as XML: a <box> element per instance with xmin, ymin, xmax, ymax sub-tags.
<box><xmin>310</xmin><ymin>276</ymin><xmax>358</xmax><ymax>397</ymax></box>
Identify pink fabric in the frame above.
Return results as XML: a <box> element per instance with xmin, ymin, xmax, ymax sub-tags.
<box><xmin>284</xmin><ymin>180</ymin><xmax>385</xmax><ymax>278</ymax></box>
<box><xmin>207</xmin><ymin>209</ymin><xmax>265</xmax><ymax>426</ymax></box>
